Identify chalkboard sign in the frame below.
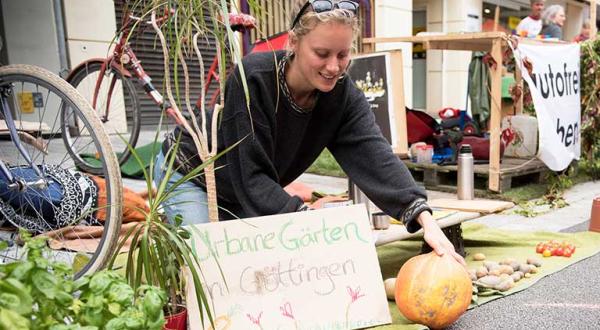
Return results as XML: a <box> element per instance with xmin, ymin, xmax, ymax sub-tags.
<box><xmin>348</xmin><ymin>51</ymin><xmax>408</xmax><ymax>156</ymax></box>
<box><xmin>186</xmin><ymin>205</ymin><xmax>391</xmax><ymax>329</ymax></box>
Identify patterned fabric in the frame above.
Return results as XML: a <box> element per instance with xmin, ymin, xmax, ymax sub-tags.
<box><xmin>277</xmin><ymin>54</ymin><xmax>318</xmax><ymax>114</ymax></box>
<box><xmin>0</xmin><ymin>165</ymin><xmax>99</xmax><ymax>233</ymax></box>
<box><xmin>297</xmin><ymin>204</ymin><xmax>312</xmax><ymax>212</ymax></box>
<box><xmin>401</xmin><ymin>198</ymin><xmax>432</xmax><ymax>232</ymax></box>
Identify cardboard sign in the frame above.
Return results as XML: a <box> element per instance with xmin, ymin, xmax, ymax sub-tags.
<box><xmin>187</xmin><ymin>204</ymin><xmax>391</xmax><ymax>329</ymax></box>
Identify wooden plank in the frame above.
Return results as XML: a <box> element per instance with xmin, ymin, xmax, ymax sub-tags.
<box><xmin>0</xmin><ymin>120</ymin><xmax>51</xmax><ymax>133</ymax></box>
<box><xmin>363</xmin><ymin>32</ymin><xmax>507</xmax><ymax>46</ymax></box>
<box><xmin>429</xmin><ymin>198</ymin><xmax>514</xmax><ymax>214</ymax></box>
<box><xmin>426</xmin><ymin>41</ymin><xmax>491</xmax><ymax>52</ymax></box>
<box><xmin>488</xmin><ymin>37</ymin><xmax>503</xmax><ymax>192</ymax></box>
<box><xmin>493</xmin><ymin>5</ymin><xmax>500</xmax><ymax>32</ymax></box>
<box><xmin>514</xmin><ymin>67</ymin><xmax>523</xmax><ymax>115</ymax></box>
<box><xmin>374</xmin><ymin>211</ymin><xmax>481</xmax><ymax>246</ymax></box>
<box><xmin>389</xmin><ymin>50</ymin><xmax>408</xmax><ymax>156</ymax></box>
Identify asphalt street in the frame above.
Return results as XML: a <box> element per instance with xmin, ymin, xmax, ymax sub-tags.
<box><xmin>449</xmin><ymin>219</ymin><xmax>600</xmax><ymax>330</ymax></box>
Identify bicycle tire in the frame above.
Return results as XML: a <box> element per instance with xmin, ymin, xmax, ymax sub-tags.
<box><xmin>0</xmin><ymin>64</ymin><xmax>123</xmax><ymax>278</ymax></box>
<box><xmin>66</xmin><ymin>60</ymin><xmax>141</xmax><ymax>174</ymax></box>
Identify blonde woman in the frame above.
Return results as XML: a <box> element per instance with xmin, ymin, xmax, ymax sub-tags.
<box><xmin>157</xmin><ymin>0</ymin><xmax>465</xmax><ymax>265</ymax></box>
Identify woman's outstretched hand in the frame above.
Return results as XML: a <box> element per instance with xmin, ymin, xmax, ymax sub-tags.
<box><xmin>417</xmin><ymin>211</ymin><xmax>466</xmax><ymax>266</ymax></box>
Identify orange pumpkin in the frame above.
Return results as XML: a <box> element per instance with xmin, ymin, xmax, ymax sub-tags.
<box><xmin>395</xmin><ymin>252</ymin><xmax>472</xmax><ymax>329</ymax></box>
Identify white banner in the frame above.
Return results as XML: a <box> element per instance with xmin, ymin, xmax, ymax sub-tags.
<box><xmin>186</xmin><ymin>205</ymin><xmax>391</xmax><ymax>329</ymax></box>
<box><xmin>513</xmin><ymin>42</ymin><xmax>581</xmax><ymax>171</ymax></box>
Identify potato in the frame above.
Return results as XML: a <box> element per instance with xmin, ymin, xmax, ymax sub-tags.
<box><xmin>519</xmin><ymin>263</ymin><xmax>533</xmax><ymax>274</ymax></box>
<box><xmin>476</xmin><ymin>266</ymin><xmax>488</xmax><ymax>278</ymax></box>
<box><xmin>494</xmin><ymin>277</ymin><xmax>515</xmax><ymax>292</ymax></box>
<box><xmin>499</xmin><ymin>258</ymin><xmax>517</xmax><ymax>265</ymax></box>
<box><xmin>489</xmin><ymin>269</ymin><xmax>501</xmax><ymax>276</ymax></box>
<box><xmin>483</xmin><ymin>261</ymin><xmax>500</xmax><ymax>271</ymax></box>
<box><xmin>477</xmin><ymin>275</ymin><xmax>502</xmax><ymax>288</ymax></box>
<box><xmin>524</xmin><ymin>272</ymin><xmax>532</xmax><ymax>278</ymax></box>
<box><xmin>509</xmin><ymin>261</ymin><xmax>521</xmax><ymax>271</ymax></box>
<box><xmin>473</xmin><ymin>253</ymin><xmax>486</xmax><ymax>261</ymax></box>
<box><xmin>511</xmin><ymin>272</ymin><xmax>523</xmax><ymax>282</ymax></box>
<box><xmin>499</xmin><ymin>265</ymin><xmax>514</xmax><ymax>275</ymax></box>
<box><xmin>384</xmin><ymin>278</ymin><xmax>396</xmax><ymax>300</ymax></box>
<box><xmin>527</xmin><ymin>257</ymin><xmax>543</xmax><ymax>267</ymax></box>
<box><xmin>519</xmin><ymin>263</ymin><xmax>531</xmax><ymax>274</ymax></box>
<box><xmin>468</xmin><ymin>269</ymin><xmax>478</xmax><ymax>281</ymax></box>
<box><xmin>529</xmin><ymin>265</ymin><xmax>539</xmax><ymax>274</ymax></box>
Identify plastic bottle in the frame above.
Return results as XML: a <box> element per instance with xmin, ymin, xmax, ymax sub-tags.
<box><xmin>457</xmin><ymin>144</ymin><xmax>474</xmax><ymax>200</ymax></box>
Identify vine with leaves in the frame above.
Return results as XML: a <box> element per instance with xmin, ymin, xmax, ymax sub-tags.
<box><xmin>579</xmin><ymin>38</ymin><xmax>600</xmax><ymax>179</ymax></box>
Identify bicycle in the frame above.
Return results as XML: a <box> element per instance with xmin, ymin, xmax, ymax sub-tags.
<box><xmin>0</xmin><ymin>64</ymin><xmax>122</xmax><ymax>278</ymax></box>
<box><xmin>66</xmin><ymin>9</ymin><xmax>256</xmax><ymax>173</ymax></box>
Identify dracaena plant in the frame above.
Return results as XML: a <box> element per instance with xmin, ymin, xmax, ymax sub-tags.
<box><xmin>107</xmin><ymin>130</ymin><xmax>239</xmax><ymax>324</ymax></box>
<box><xmin>110</xmin><ymin>0</ymin><xmax>265</xmax><ymax>323</ymax></box>
<box><xmin>138</xmin><ymin>0</ymin><xmax>261</xmax><ymax>222</ymax></box>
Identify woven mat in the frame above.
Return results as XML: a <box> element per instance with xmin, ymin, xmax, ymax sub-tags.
<box><xmin>374</xmin><ymin>223</ymin><xmax>600</xmax><ymax>329</ymax></box>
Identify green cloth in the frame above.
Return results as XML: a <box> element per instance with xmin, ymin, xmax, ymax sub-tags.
<box><xmin>80</xmin><ymin>142</ymin><xmax>161</xmax><ymax>178</ymax></box>
<box><xmin>468</xmin><ymin>52</ymin><xmax>491</xmax><ymax>128</ymax></box>
<box><xmin>502</xmin><ymin>76</ymin><xmax>516</xmax><ymax>99</ymax></box>
<box><xmin>374</xmin><ymin>223</ymin><xmax>600</xmax><ymax>329</ymax></box>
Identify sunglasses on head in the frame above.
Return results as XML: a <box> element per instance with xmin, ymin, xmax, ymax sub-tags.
<box><xmin>291</xmin><ymin>0</ymin><xmax>359</xmax><ymax>30</ymax></box>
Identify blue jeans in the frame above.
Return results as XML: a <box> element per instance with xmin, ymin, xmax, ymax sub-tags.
<box><xmin>153</xmin><ymin>150</ymin><xmax>209</xmax><ymax>225</ymax></box>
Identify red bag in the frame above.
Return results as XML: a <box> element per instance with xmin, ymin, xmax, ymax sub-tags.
<box><xmin>458</xmin><ymin>136</ymin><xmax>505</xmax><ymax>160</ymax></box>
<box><xmin>406</xmin><ymin>108</ymin><xmax>439</xmax><ymax>144</ymax></box>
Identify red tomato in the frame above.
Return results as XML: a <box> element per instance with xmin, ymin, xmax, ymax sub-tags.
<box><xmin>563</xmin><ymin>250</ymin><xmax>572</xmax><ymax>257</ymax></box>
<box><xmin>554</xmin><ymin>247</ymin><xmax>564</xmax><ymax>256</ymax></box>
<box><xmin>536</xmin><ymin>243</ymin><xmax>545</xmax><ymax>254</ymax></box>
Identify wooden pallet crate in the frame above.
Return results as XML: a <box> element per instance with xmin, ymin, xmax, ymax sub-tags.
<box><xmin>403</xmin><ymin>157</ymin><xmax>549</xmax><ymax>193</ymax></box>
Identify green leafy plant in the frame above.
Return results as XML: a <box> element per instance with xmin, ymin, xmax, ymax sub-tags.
<box><xmin>109</xmin><ymin>0</ymin><xmax>258</xmax><ymax>325</ymax></box>
<box><xmin>107</xmin><ymin>136</ymin><xmax>238</xmax><ymax>327</ymax></box>
<box><xmin>580</xmin><ymin>39</ymin><xmax>600</xmax><ymax>179</ymax></box>
<box><xmin>0</xmin><ymin>231</ymin><xmax>166</xmax><ymax>330</ymax></box>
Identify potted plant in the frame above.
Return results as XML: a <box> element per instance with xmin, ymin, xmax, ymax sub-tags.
<box><xmin>106</xmin><ymin>142</ymin><xmax>217</xmax><ymax>330</ymax></box>
<box><xmin>107</xmin><ymin>1</ymin><xmax>256</xmax><ymax>328</ymax></box>
<box><xmin>0</xmin><ymin>231</ymin><xmax>167</xmax><ymax>330</ymax></box>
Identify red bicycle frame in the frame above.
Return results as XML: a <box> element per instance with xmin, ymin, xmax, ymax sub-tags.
<box><xmin>67</xmin><ymin>9</ymin><xmax>170</xmax><ymax>123</ymax></box>
<box><xmin>68</xmin><ymin>10</ymin><xmax>259</xmax><ymax>124</ymax></box>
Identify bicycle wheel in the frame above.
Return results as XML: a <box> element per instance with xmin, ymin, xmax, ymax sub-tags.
<box><xmin>0</xmin><ymin>64</ymin><xmax>122</xmax><ymax>278</ymax></box>
<box><xmin>66</xmin><ymin>60</ymin><xmax>141</xmax><ymax>174</ymax></box>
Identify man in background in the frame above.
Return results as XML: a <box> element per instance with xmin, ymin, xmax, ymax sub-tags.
<box><xmin>516</xmin><ymin>0</ymin><xmax>545</xmax><ymax>37</ymax></box>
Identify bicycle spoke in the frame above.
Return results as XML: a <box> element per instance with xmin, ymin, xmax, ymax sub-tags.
<box><xmin>1</xmin><ymin>64</ymin><xmax>122</xmax><ymax>278</ymax></box>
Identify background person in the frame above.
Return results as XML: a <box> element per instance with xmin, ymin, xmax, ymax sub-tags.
<box><xmin>573</xmin><ymin>19</ymin><xmax>591</xmax><ymax>42</ymax></box>
<box><xmin>516</xmin><ymin>0</ymin><xmax>545</xmax><ymax>37</ymax></box>
<box><xmin>155</xmin><ymin>0</ymin><xmax>465</xmax><ymax>264</ymax></box>
<box><xmin>540</xmin><ymin>4</ymin><xmax>566</xmax><ymax>40</ymax></box>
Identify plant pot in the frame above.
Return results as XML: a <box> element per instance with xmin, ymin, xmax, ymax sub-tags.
<box><xmin>589</xmin><ymin>196</ymin><xmax>600</xmax><ymax>233</ymax></box>
<box><xmin>164</xmin><ymin>307</ymin><xmax>187</xmax><ymax>330</ymax></box>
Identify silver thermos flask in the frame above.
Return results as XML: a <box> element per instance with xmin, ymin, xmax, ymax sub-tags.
<box><xmin>457</xmin><ymin>144</ymin><xmax>474</xmax><ymax>200</ymax></box>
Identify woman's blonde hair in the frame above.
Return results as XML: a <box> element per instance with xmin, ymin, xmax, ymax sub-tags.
<box><xmin>289</xmin><ymin>3</ymin><xmax>359</xmax><ymax>42</ymax></box>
